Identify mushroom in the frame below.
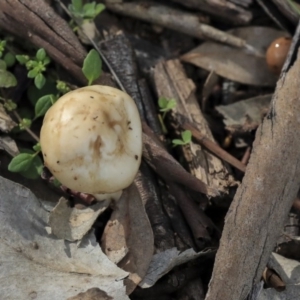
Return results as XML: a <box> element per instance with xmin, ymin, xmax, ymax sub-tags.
<box><xmin>266</xmin><ymin>37</ymin><xmax>292</xmax><ymax>75</ymax></box>
<box><xmin>40</xmin><ymin>85</ymin><xmax>142</xmax><ymax>201</ymax></box>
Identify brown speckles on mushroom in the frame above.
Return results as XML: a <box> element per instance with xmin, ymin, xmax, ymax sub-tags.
<box><xmin>40</xmin><ymin>85</ymin><xmax>142</xmax><ymax>196</ymax></box>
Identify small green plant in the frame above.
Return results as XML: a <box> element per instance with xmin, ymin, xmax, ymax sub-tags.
<box><xmin>158</xmin><ymin>97</ymin><xmax>177</xmax><ymax>119</ymax></box>
<box><xmin>82</xmin><ymin>49</ymin><xmax>102</xmax><ymax>85</ymax></box>
<box><xmin>8</xmin><ymin>144</ymin><xmax>43</xmax><ymax>179</ymax></box>
<box><xmin>0</xmin><ymin>40</ymin><xmax>17</xmax><ymax>88</ymax></box>
<box><xmin>69</xmin><ymin>0</ymin><xmax>105</xmax><ymax>21</ymax></box>
<box><xmin>172</xmin><ymin>130</ymin><xmax>192</xmax><ymax>147</ymax></box>
<box><xmin>16</xmin><ymin>48</ymin><xmax>50</xmax><ymax>90</ymax></box>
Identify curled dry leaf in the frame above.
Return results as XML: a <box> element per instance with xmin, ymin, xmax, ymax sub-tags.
<box><xmin>181</xmin><ymin>27</ymin><xmax>285</xmax><ymax>86</ymax></box>
<box><xmin>102</xmin><ymin>184</ymin><xmax>154</xmax><ymax>294</ymax></box>
<box><xmin>0</xmin><ymin>103</ymin><xmax>16</xmax><ymax>132</ymax></box>
<box><xmin>49</xmin><ymin>197</ymin><xmax>111</xmax><ymax>241</ymax></box>
<box><xmin>0</xmin><ymin>176</ymin><xmax>129</xmax><ymax>300</ymax></box>
<box><xmin>215</xmin><ymin>94</ymin><xmax>272</xmax><ymax>133</ymax></box>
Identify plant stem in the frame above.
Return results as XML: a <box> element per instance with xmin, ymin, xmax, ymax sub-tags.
<box><xmin>12</xmin><ymin>110</ymin><xmax>40</xmax><ymax>142</ymax></box>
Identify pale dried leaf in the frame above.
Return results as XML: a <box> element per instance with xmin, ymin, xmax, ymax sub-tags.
<box><xmin>215</xmin><ymin>94</ymin><xmax>272</xmax><ymax>132</ymax></box>
<box><xmin>181</xmin><ymin>27</ymin><xmax>285</xmax><ymax>86</ymax></box>
<box><xmin>102</xmin><ymin>184</ymin><xmax>154</xmax><ymax>294</ymax></box>
<box><xmin>67</xmin><ymin>288</ymin><xmax>113</xmax><ymax>300</ymax></box>
<box><xmin>0</xmin><ymin>176</ymin><xmax>129</xmax><ymax>300</ymax></box>
<box><xmin>0</xmin><ymin>135</ymin><xmax>19</xmax><ymax>156</ymax></box>
<box><xmin>139</xmin><ymin>247</ymin><xmax>216</xmax><ymax>288</ymax></box>
<box><xmin>0</xmin><ymin>103</ymin><xmax>16</xmax><ymax>132</ymax></box>
<box><xmin>49</xmin><ymin>197</ymin><xmax>110</xmax><ymax>241</ymax></box>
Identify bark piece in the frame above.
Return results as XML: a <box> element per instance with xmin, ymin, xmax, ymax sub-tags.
<box><xmin>205</xmin><ymin>29</ymin><xmax>300</xmax><ymax>300</ymax></box>
<box><xmin>135</xmin><ymin>163</ymin><xmax>175</xmax><ymax>252</ymax></box>
<box><xmin>153</xmin><ymin>59</ymin><xmax>235</xmax><ymax>194</ymax></box>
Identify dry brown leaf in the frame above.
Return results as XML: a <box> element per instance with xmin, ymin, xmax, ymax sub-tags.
<box><xmin>181</xmin><ymin>27</ymin><xmax>285</xmax><ymax>86</ymax></box>
<box><xmin>49</xmin><ymin>197</ymin><xmax>110</xmax><ymax>241</ymax></box>
<box><xmin>102</xmin><ymin>183</ymin><xmax>154</xmax><ymax>294</ymax></box>
<box><xmin>0</xmin><ymin>135</ymin><xmax>19</xmax><ymax>157</ymax></box>
<box><xmin>215</xmin><ymin>94</ymin><xmax>272</xmax><ymax>132</ymax></box>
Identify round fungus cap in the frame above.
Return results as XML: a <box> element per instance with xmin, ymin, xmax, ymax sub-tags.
<box><xmin>40</xmin><ymin>85</ymin><xmax>142</xmax><ymax>196</ymax></box>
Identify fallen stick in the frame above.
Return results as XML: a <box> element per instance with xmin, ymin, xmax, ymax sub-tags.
<box><xmin>205</xmin><ymin>23</ymin><xmax>300</xmax><ymax>300</ymax></box>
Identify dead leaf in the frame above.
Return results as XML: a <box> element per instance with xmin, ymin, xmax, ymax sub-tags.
<box><xmin>102</xmin><ymin>184</ymin><xmax>154</xmax><ymax>294</ymax></box>
<box><xmin>216</xmin><ymin>94</ymin><xmax>272</xmax><ymax>132</ymax></box>
<box><xmin>0</xmin><ymin>103</ymin><xmax>16</xmax><ymax>132</ymax></box>
<box><xmin>0</xmin><ymin>135</ymin><xmax>19</xmax><ymax>156</ymax></box>
<box><xmin>49</xmin><ymin>197</ymin><xmax>110</xmax><ymax>241</ymax></box>
<box><xmin>0</xmin><ymin>176</ymin><xmax>129</xmax><ymax>300</ymax></box>
<box><xmin>67</xmin><ymin>288</ymin><xmax>113</xmax><ymax>300</ymax></box>
<box><xmin>139</xmin><ymin>247</ymin><xmax>216</xmax><ymax>288</ymax></box>
<box><xmin>181</xmin><ymin>27</ymin><xmax>285</xmax><ymax>86</ymax></box>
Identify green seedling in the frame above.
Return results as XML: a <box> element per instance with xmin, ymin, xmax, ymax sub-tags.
<box><xmin>69</xmin><ymin>0</ymin><xmax>105</xmax><ymax>21</ymax></box>
<box><xmin>0</xmin><ymin>58</ymin><xmax>17</xmax><ymax>88</ymax></box>
<box><xmin>82</xmin><ymin>49</ymin><xmax>102</xmax><ymax>85</ymax></box>
<box><xmin>158</xmin><ymin>97</ymin><xmax>177</xmax><ymax>119</ymax></box>
<box><xmin>0</xmin><ymin>40</ymin><xmax>6</xmax><ymax>58</ymax></box>
<box><xmin>8</xmin><ymin>145</ymin><xmax>43</xmax><ymax>179</ymax></box>
<box><xmin>172</xmin><ymin>130</ymin><xmax>192</xmax><ymax>147</ymax></box>
<box><xmin>16</xmin><ymin>48</ymin><xmax>50</xmax><ymax>90</ymax></box>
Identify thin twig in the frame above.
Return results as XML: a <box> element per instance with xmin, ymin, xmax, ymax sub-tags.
<box><xmin>182</xmin><ymin>121</ymin><xmax>246</xmax><ymax>172</ymax></box>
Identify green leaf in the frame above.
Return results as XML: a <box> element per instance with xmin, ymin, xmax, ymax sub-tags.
<box><xmin>33</xmin><ymin>143</ymin><xmax>41</xmax><ymax>152</ymax></box>
<box><xmin>16</xmin><ymin>55</ymin><xmax>29</xmax><ymax>65</ymax></box>
<box><xmin>166</xmin><ymin>99</ymin><xmax>176</xmax><ymax>109</ymax></box>
<box><xmin>20</xmin><ymin>155</ymin><xmax>43</xmax><ymax>179</ymax></box>
<box><xmin>172</xmin><ymin>139</ymin><xmax>186</xmax><ymax>146</ymax></box>
<box><xmin>36</xmin><ymin>48</ymin><xmax>46</xmax><ymax>62</ymax></box>
<box><xmin>27</xmin><ymin>79</ymin><xmax>57</xmax><ymax>105</ymax></box>
<box><xmin>82</xmin><ymin>49</ymin><xmax>102</xmax><ymax>85</ymax></box>
<box><xmin>28</xmin><ymin>68</ymin><xmax>39</xmax><ymax>78</ymax></box>
<box><xmin>34</xmin><ymin>73</ymin><xmax>46</xmax><ymax>89</ymax></box>
<box><xmin>4</xmin><ymin>52</ymin><xmax>16</xmax><ymax>67</ymax></box>
<box><xmin>35</xmin><ymin>94</ymin><xmax>55</xmax><ymax>118</ymax></box>
<box><xmin>0</xmin><ymin>59</ymin><xmax>6</xmax><ymax>70</ymax></box>
<box><xmin>8</xmin><ymin>153</ymin><xmax>34</xmax><ymax>172</ymax></box>
<box><xmin>0</xmin><ymin>69</ymin><xmax>17</xmax><ymax>88</ymax></box>
<box><xmin>83</xmin><ymin>3</ymin><xmax>96</xmax><ymax>18</ymax></box>
<box><xmin>43</xmin><ymin>56</ymin><xmax>51</xmax><ymax>65</ymax></box>
<box><xmin>94</xmin><ymin>3</ymin><xmax>105</xmax><ymax>15</ymax></box>
<box><xmin>158</xmin><ymin>97</ymin><xmax>168</xmax><ymax>109</ymax></box>
<box><xmin>181</xmin><ymin>130</ymin><xmax>192</xmax><ymax>143</ymax></box>
<box><xmin>71</xmin><ymin>0</ymin><xmax>83</xmax><ymax>12</ymax></box>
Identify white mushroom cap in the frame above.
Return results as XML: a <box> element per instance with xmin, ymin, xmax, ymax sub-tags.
<box><xmin>40</xmin><ymin>85</ymin><xmax>142</xmax><ymax>196</ymax></box>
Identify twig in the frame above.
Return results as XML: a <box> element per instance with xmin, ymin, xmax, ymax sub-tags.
<box><xmin>182</xmin><ymin>121</ymin><xmax>246</xmax><ymax>173</ymax></box>
<box><xmin>104</xmin><ymin>1</ymin><xmax>262</xmax><ymax>56</ymax></box>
